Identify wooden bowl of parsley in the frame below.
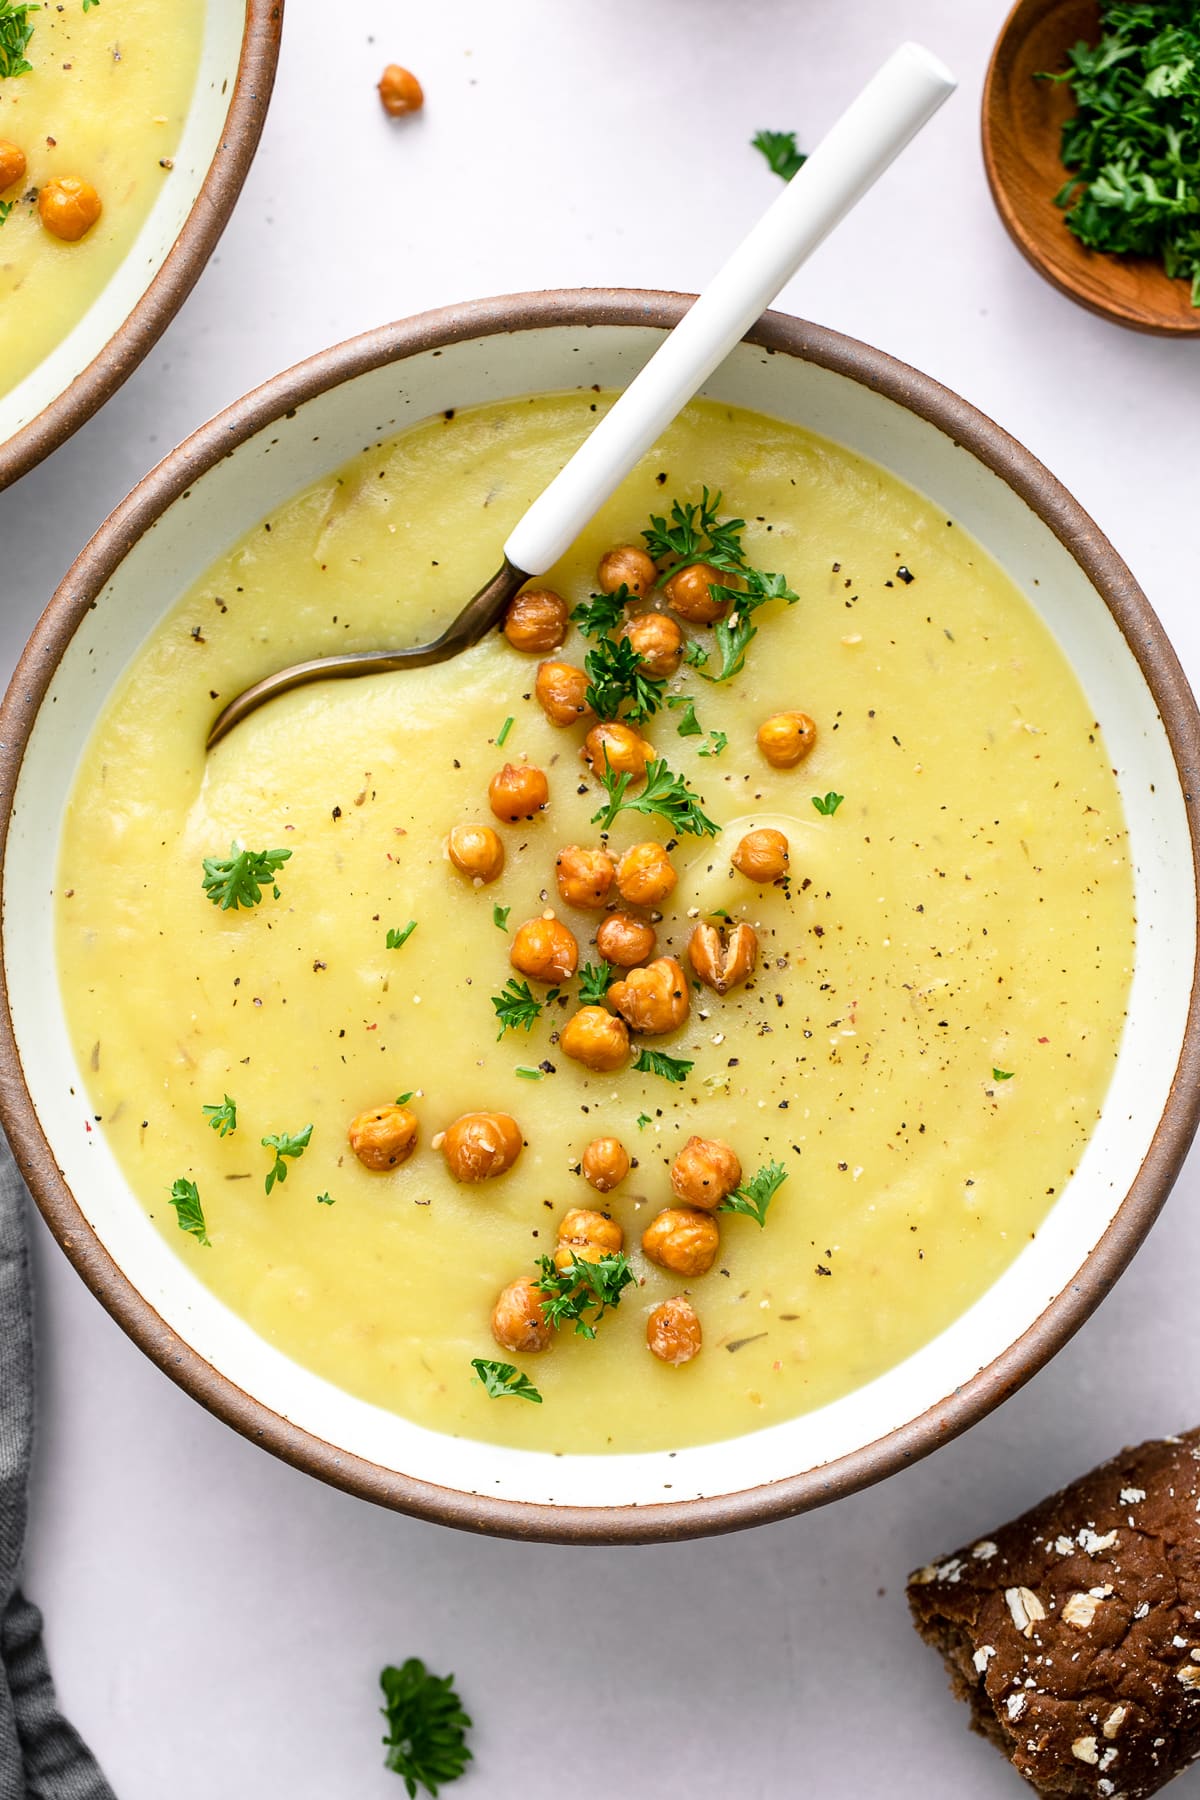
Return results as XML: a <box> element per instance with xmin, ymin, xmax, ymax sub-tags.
<box><xmin>983</xmin><ymin>0</ymin><xmax>1200</xmax><ymax>335</ymax></box>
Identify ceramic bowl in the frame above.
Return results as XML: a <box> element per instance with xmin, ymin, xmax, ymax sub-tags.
<box><xmin>0</xmin><ymin>0</ymin><xmax>283</xmax><ymax>490</ymax></box>
<box><xmin>2</xmin><ymin>292</ymin><xmax>1198</xmax><ymax>1544</ymax></box>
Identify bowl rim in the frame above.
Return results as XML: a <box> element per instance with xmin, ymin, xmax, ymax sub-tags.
<box><xmin>0</xmin><ymin>0</ymin><xmax>285</xmax><ymax>492</ymax></box>
<box><xmin>3</xmin><ymin>288</ymin><xmax>1199</xmax><ymax>1544</ymax></box>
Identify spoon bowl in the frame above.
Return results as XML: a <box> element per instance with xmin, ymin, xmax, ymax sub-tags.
<box><xmin>982</xmin><ymin>0</ymin><xmax>1200</xmax><ymax>336</ymax></box>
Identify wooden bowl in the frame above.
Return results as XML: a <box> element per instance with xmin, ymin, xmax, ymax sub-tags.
<box><xmin>982</xmin><ymin>0</ymin><xmax>1200</xmax><ymax>336</ymax></box>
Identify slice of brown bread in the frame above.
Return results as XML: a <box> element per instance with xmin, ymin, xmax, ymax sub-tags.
<box><xmin>908</xmin><ymin>1430</ymin><xmax>1200</xmax><ymax>1798</ymax></box>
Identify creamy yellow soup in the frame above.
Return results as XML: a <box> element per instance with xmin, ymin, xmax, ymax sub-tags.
<box><xmin>0</xmin><ymin>0</ymin><xmax>203</xmax><ymax>399</ymax></box>
<box><xmin>55</xmin><ymin>394</ymin><xmax>1134</xmax><ymax>1455</ymax></box>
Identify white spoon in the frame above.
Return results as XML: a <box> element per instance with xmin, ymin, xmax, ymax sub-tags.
<box><xmin>207</xmin><ymin>41</ymin><xmax>956</xmax><ymax>747</ymax></box>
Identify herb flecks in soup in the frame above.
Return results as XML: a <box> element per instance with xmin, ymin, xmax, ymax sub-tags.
<box><xmin>0</xmin><ymin>0</ymin><xmax>203</xmax><ymax>399</ymax></box>
<box><xmin>55</xmin><ymin>395</ymin><xmax>1134</xmax><ymax>1456</ymax></box>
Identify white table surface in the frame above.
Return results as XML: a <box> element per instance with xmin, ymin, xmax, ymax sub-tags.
<box><xmin>3</xmin><ymin>1</ymin><xmax>1200</xmax><ymax>1794</ymax></box>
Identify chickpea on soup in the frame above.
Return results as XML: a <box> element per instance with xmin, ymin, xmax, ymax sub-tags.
<box><xmin>55</xmin><ymin>394</ymin><xmax>1134</xmax><ymax>1456</ymax></box>
<box><xmin>0</xmin><ymin>0</ymin><xmax>203</xmax><ymax>400</ymax></box>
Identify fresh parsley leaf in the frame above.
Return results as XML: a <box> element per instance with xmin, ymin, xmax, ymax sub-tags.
<box><xmin>719</xmin><ymin>1158</ymin><xmax>788</xmax><ymax>1227</ymax></box>
<box><xmin>492</xmin><ymin>903</ymin><xmax>510</xmax><ymax>931</ymax></box>
<box><xmin>316</xmin><ymin>1191</ymin><xmax>335</xmax><ymax>1205</ymax></box>
<box><xmin>701</xmin><ymin>567</ymin><xmax>800</xmax><ymax>683</ymax></box>
<box><xmin>491</xmin><ymin>977</ymin><xmax>544</xmax><ymax>1038</ymax></box>
<box><xmin>387</xmin><ymin>920</ymin><xmax>417</xmax><ymax>950</ymax></box>
<box><xmin>570</xmin><ymin>587</ymin><xmax>628</xmax><ymax>639</ymax></box>
<box><xmin>168</xmin><ymin>1177</ymin><xmax>210</xmax><ymax>1246</ymax></box>
<box><xmin>643</xmin><ymin>487</ymin><xmax>748</xmax><ymax>578</ymax></box>
<box><xmin>261</xmin><ymin>1123</ymin><xmax>312</xmax><ymax>1194</ymax></box>
<box><xmin>380</xmin><ymin>1659</ymin><xmax>473</xmax><ymax>1797</ymax></box>
<box><xmin>992</xmin><ymin>1067</ymin><xmax>1015</xmax><ymax>1081</ymax></box>
<box><xmin>590</xmin><ymin>755</ymin><xmax>719</xmax><ymax>838</ymax></box>
<box><xmin>202</xmin><ymin>1094</ymin><xmax>237</xmax><ymax>1137</ymax></box>
<box><xmin>699</xmin><ymin>730</ymin><xmax>728</xmax><ymax>758</ymax></box>
<box><xmin>583</xmin><ymin>633</ymin><xmax>665</xmax><ymax>722</ymax></box>
<box><xmin>636</xmin><ymin>1112</ymin><xmax>653</xmax><ymax>1130</ymax></box>
<box><xmin>496</xmin><ymin>715</ymin><xmax>514</xmax><ymax>748</ymax></box>
<box><xmin>201</xmin><ymin>842</ymin><xmax>291</xmax><ymax>910</ymax></box>
<box><xmin>0</xmin><ymin>2</ymin><xmax>39</xmax><ymax>79</ymax></box>
<box><xmin>667</xmin><ymin>694</ymin><xmax>704</xmax><ymax>737</ymax></box>
<box><xmin>535</xmin><ymin>1251</ymin><xmax>635</xmax><ymax>1339</ymax></box>
<box><xmin>82</xmin><ymin>0</ymin><xmax>99</xmax><ymax>11</ymax></box>
<box><xmin>577</xmin><ymin>960</ymin><xmax>613</xmax><ymax>1007</ymax></box>
<box><xmin>396</xmin><ymin>1092</ymin><xmax>415</xmax><ymax>1104</ymax></box>
<box><xmin>0</xmin><ymin>200</ymin><xmax>13</xmax><ymax>226</ymax></box>
<box><xmin>812</xmin><ymin>791</ymin><xmax>844</xmax><ymax>817</ymax></box>
<box><xmin>752</xmin><ymin>128</ymin><xmax>807</xmax><ymax>181</ymax></box>
<box><xmin>683</xmin><ymin>639</ymin><xmax>710</xmax><ymax>670</ymax></box>
<box><xmin>632</xmin><ymin>1047</ymin><xmax>693</xmax><ymax>1083</ymax></box>
<box><xmin>471</xmin><ymin>1357</ymin><xmax>543</xmax><ymax>1402</ymax></box>
<box><xmin>514</xmin><ymin>1065</ymin><xmax>546</xmax><ymax>1080</ymax></box>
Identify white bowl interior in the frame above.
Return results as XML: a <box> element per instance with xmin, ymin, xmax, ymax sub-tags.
<box><xmin>0</xmin><ymin>0</ymin><xmax>249</xmax><ymax>451</ymax></box>
<box><xmin>6</xmin><ymin>325</ymin><xmax>1193</xmax><ymax>1510</ymax></box>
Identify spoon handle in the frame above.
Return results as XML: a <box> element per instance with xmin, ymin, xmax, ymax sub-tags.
<box><xmin>503</xmin><ymin>41</ymin><xmax>956</xmax><ymax>578</ymax></box>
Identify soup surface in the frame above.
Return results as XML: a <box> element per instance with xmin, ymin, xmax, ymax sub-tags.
<box><xmin>55</xmin><ymin>394</ymin><xmax>1134</xmax><ymax>1455</ymax></box>
<box><xmin>0</xmin><ymin>0</ymin><xmax>203</xmax><ymax>401</ymax></box>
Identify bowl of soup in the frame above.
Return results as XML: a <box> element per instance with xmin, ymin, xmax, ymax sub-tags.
<box><xmin>2</xmin><ymin>291</ymin><xmax>1198</xmax><ymax>1542</ymax></box>
<box><xmin>0</xmin><ymin>0</ymin><xmax>282</xmax><ymax>488</ymax></box>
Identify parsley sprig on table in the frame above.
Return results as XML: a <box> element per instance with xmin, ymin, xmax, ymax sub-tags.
<box><xmin>535</xmin><ymin>1251</ymin><xmax>635</xmax><ymax>1338</ymax></box>
<box><xmin>471</xmin><ymin>1358</ymin><xmax>543</xmax><ymax>1403</ymax></box>
<box><xmin>1039</xmin><ymin>0</ymin><xmax>1200</xmax><ymax>304</ymax></box>
<box><xmin>261</xmin><ymin>1123</ymin><xmax>312</xmax><ymax>1194</ymax></box>
<box><xmin>591</xmin><ymin>756</ymin><xmax>718</xmax><ymax>838</ymax></box>
<box><xmin>380</xmin><ymin>1659</ymin><xmax>473</xmax><ymax>1798</ymax></box>
<box><xmin>201</xmin><ymin>843</ymin><xmax>291</xmax><ymax>910</ymax></box>
<box><xmin>752</xmin><ymin>128</ymin><xmax>808</xmax><ymax>181</ymax></box>
<box><xmin>720</xmin><ymin>1159</ymin><xmax>788</xmax><ymax>1227</ymax></box>
<box><xmin>0</xmin><ymin>3</ymin><xmax>39</xmax><ymax>79</ymax></box>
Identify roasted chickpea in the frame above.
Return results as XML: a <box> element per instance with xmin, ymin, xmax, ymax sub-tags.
<box><xmin>647</xmin><ymin>1295</ymin><xmax>703</xmax><ymax>1365</ymax></box>
<box><xmin>581</xmin><ymin>721</ymin><xmax>654</xmax><ymax>783</ymax></box>
<box><xmin>510</xmin><ymin>914</ymin><xmax>579</xmax><ymax>983</ymax></box>
<box><xmin>347</xmin><ymin>1103</ymin><xmax>419</xmax><ymax>1171</ymax></box>
<box><xmin>615</xmin><ymin>841</ymin><xmax>677</xmax><ymax>909</ymax></box>
<box><xmin>38</xmin><ymin>177</ymin><xmax>102</xmax><ymax>243</ymax></box>
<box><xmin>670</xmin><ymin>1136</ymin><xmax>741</xmax><ymax>1210</ymax></box>
<box><xmin>553</xmin><ymin>1206</ymin><xmax>623</xmax><ymax>1271</ymax></box>
<box><xmin>595</xmin><ymin>911</ymin><xmax>657</xmax><ymax>968</ymax></box>
<box><xmin>732</xmin><ymin>827</ymin><xmax>789</xmax><ymax>884</ymax></box>
<box><xmin>378</xmin><ymin>63</ymin><xmax>424</xmax><ymax>115</ymax></box>
<box><xmin>582</xmin><ymin>1135</ymin><xmax>630</xmax><ymax>1193</ymax></box>
<box><xmin>663</xmin><ymin>562</ymin><xmax>728</xmax><ymax>623</ymax></box>
<box><xmin>488</xmin><ymin>762</ymin><xmax>549</xmax><ymax>823</ymax></box>
<box><xmin>642</xmin><ymin>1207</ymin><xmax>720</xmax><ymax>1277</ymax></box>
<box><xmin>560</xmin><ymin>1005</ymin><xmax>630</xmax><ymax>1073</ymax></box>
<box><xmin>609</xmin><ymin>956</ymin><xmax>690</xmax><ymax>1036</ymax></box>
<box><xmin>619</xmin><ymin>612</ymin><xmax>683</xmax><ymax>678</ymax></box>
<box><xmin>447</xmin><ymin>823</ymin><xmax>505</xmax><ymax>885</ymax></box>
<box><xmin>491</xmin><ymin>1277</ymin><xmax>552</xmax><ymax>1354</ymax></box>
<box><xmin>440</xmin><ymin>1111</ymin><xmax>523</xmax><ymax>1182</ymax></box>
<box><xmin>597</xmin><ymin>544</ymin><xmax>658</xmax><ymax>597</ymax></box>
<box><xmin>0</xmin><ymin>141</ymin><xmax>26</xmax><ymax>192</ymax></box>
<box><xmin>504</xmin><ymin>588</ymin><xmax>569</xmax><ymax>654</ymax></box>
<box><xmin>687</xmin><ymin>920</ymin><xmax>758</xmax><ymax>994</ymax></box>
<box><xmin>555</xmin><ymin>844</ymin><xmax>615</xmax><ymax>910</ymax></box>
<box><xmin>757</xmin><ymin>710</ymin><xmax>818</xmax><ymax>769</ymax></box>
<box><xmin>535</xmin><ymin>659</ymin><xmax>595</xmax><ymax>729</ymax></box>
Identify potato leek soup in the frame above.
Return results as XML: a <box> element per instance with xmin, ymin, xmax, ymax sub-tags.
<box><xmin>0</xmin><ymin>0</ymin><xmax>203</xmax><ymax>398</ymax></box>
<box><xmin>54</xmin><ymin>394</ymin><xmax>1133</xmax><ymax>1456</ymax></box>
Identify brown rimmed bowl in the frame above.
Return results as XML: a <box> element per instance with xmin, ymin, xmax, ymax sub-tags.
<box><xmin>0</xmin><ymin>0</ymin><xmax>284</xmax><ymax>490</ymax></box>
<box><xmin>983</xmin><ymin>0</ymin><xmax>1200</xmax><ymax>336</ymax></box>
<box><xmin>2</xmin><ymin>291</ymin><xmax>1198</xmax><ymax>1544</ymax></box>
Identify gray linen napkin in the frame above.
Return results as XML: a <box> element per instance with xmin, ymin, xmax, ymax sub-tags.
<box><xmin>0</xmin><ymin>1131</ymin><xmax>116</xmax><ymax>1800</ymax></box>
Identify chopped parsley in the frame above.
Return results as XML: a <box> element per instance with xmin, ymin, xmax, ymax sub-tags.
<box><xmin>168</xmin><ymin>1177</ymin><xmax>210</xmax><ymax>1247</ymax></box>
<box><xmin>1040</xmin><ymin>0</ymin><xmax>1200</xmax><ymax>304</ymax></box>
<box><xmin>577</xmin><ymin>960</ymin><xmax>613</xmax><ymax>1007</ymax></box>
<box><xmin>496</xmin><ymin>715</ymin><xmax>514</xmax><ymax>748</ymax></box>
<box><xmin>201</xmin><ymin>843</ymin><xmax>291</xmax><ymax>910</ymax></box>
<box><xmin>492</xmin><ymin>903</ymin><xmax>510</xmax><ymax>931</ymax></box>
<box><xmin>583</xmin><ymin>633</ymin><xmax>665</xmax><ymax>722</ymax></box>
<box><xmin>992</xmin><ymin>1067</ymin><xmax>1015</xmax><ymax>1082</ymax></box>
<box><xmin>667</xmin><ymin>694</ymin><xmax>704</xmax><ymax>737</ymax></box>
<box><xmin>491</xmin><ymin>977</ymin><xmax>547</xmax><ymax>1038</ymax></box>
<box><xmin>752</xmin><ymin>127</ymin><xmax>807</xmax><ymax>181</ymax></box>
<box><xmin>396</xmin><ymin>1092</ymin><xmax>415</xmax><ymax>1105</ymax></box>
<box><xmin>316</xmin><ymin>1191</ymin><xmax>335</xmax><ymax>1205</ymax></box>
<box><xmin>202</xmin><ymin>1094</ymin><xmax>237</xmax><ymax>1137</ymax></box>
<box><xmin>261</xmin><ymin>1123</ymin><xmax>312</xmax><ymax>1194</ymax></box>
<box><xmin>570</xmin><ymin>587</ymin><xmax>628</xmax><ymax>639</ymax></box>
<box><xmin>471</xmin><ymin>1357</ymin><xmax>543</xmax><ymax>1402</ymax></box>
<box><xmin>591</xmin><ymin>755</ymin><xmax>718</xmax><ymax>838</ymax></box>
<box><xmin>699</xmin><ymin>730</ymin><xmax>728</xmax><ymax>758</ymax></box>
<box><xmin>635</xmin><ymin>1112</ymin><xmax>653</xmax><ymax>1130</ymax></box>
<box><xmin>380</xmin><ymin>1658</ymin><xmax>473</xmax><ymax>1797</ymax></box>
<box><xmin>683</xmin><ymin>639</ymin><xmax>710</xmax><ymax>670</ymax></box>
<box><xmin>719</xmin><ymin>1159</ymin><xmax>788</xmax><ymax>1227</ymax></box>
<box><xmin>386</xmin><ymin>920</ymin><xmax>418</xmax><ymax>950</ymax></box>
<box><xmin>811</xmin><ymin>791</ymin><xmax>844</xmax><ymax>816</ymax></box>
<box><xmin>535</xmin><ymin>1251</ymin><xmax>635</xmax><ymax>1339</ymax></box>
<box><xmin>632</xmin><ymin>1046</ymin><xmax>694</xmax><ymax>1083</ymax></box>
<box><xmin>514</xmin><ymin>1065</ymin><xmax>546</xmax><ymax>1080</ymax></box>
<box><xmin>0</xmin><ymin>200</ymin><xmax>13</xmax><ymax>227</ymax></box>
<box><xmin>0</xmin><ymin>3</ymin><xmax>38</xmax><ymax>79</ymax></box>
<box><xmin>643</xmin><ymin>487</ymin><xmax>748</xmax><ymax>578</ymax></box>
<box><xmin>702</xmin><ymin>567</ymin><xmax>800</xmax><ymax>682</ymax></box>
